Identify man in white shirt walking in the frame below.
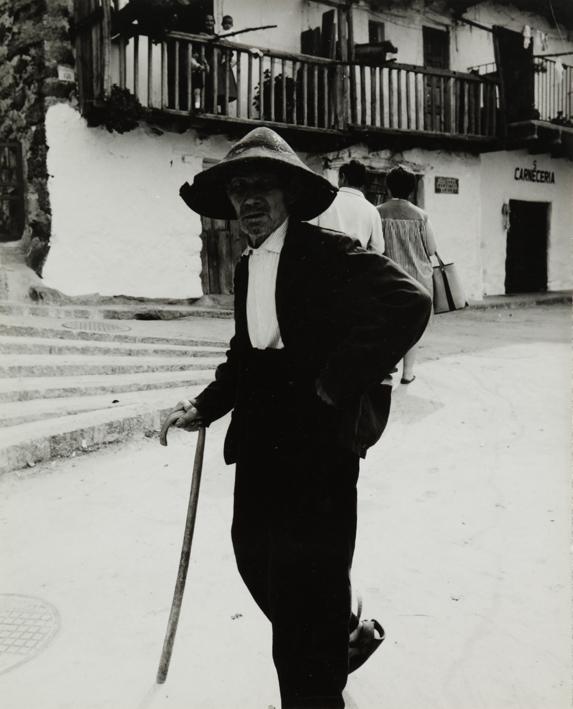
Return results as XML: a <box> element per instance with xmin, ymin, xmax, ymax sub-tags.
<box><xmin>310</xmin><ymin>160</ymin><xmax>384</xmax><ymax>252</ymax></box>
<box><xmin>160</xmin><ymin>128</ymin><xmax>431</xmax><ymax>709</ymax></box>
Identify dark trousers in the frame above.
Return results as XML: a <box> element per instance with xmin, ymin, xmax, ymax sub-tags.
<box><xmin>230</xmin><ymin>350</ymin><xmax>359</xmax><ymax>709</ymax></box>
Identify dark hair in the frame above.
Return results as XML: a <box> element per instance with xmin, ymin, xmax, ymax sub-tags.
<box><xmin>339</xmin><ymin>160</ymin><xmax>367</xmax><ymax>188</ymax></box>
<box><xmin>386</xmin><ymin>166</ymin><xmax>417</xmax><ymax>199</ymax></box>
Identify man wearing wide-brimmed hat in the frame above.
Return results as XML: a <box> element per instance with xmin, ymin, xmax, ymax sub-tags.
<box><xmin>161</xmin><ymin>127</ymin><xmax>431</xmax><ymax>708</ymax></box>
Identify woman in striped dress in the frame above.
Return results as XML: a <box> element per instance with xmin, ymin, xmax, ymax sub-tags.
<box><xmin>377</xmin><ymin>166</ymin><xmax>437</xmax><ymax>384</ymax></box>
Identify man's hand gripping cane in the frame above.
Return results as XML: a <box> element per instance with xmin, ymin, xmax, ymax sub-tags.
<box><xmin>159</xmin><ymin>399</ymin><xmax>204</xmax><ymax>446</ymax></box>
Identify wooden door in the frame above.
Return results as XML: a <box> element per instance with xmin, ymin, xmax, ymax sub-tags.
<box><xmin>199</xmin><ymin>217</ymin><xmax>247</xmax><ymax>294</ymax></box>
<box><xmin>423</xmin><ymin>26</ymin><xmax>449</xmax><ymax>131</ymax></box>
<box><xmin>493</xmin><ymin>25</ymin><xmax>535</xmax><ymax>123</ymax></box>
<box><xmin>0</xmin><ymin>143</ymin><xmax>24</xmax><ymax>243</ymax></box>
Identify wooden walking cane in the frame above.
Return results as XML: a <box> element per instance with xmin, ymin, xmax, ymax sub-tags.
<box><xmin>156</xmin><ymin>415</ymin><xmax>206</xmax><ymax>684</ymax></box>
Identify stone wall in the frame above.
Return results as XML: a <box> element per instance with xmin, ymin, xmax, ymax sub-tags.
<box><xmin>0</xmin><ymin>0</ymin><xmax>74</xmax><ymax>275</ymax></box>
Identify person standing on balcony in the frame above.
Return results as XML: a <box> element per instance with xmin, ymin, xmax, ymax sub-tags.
<box><xmin>309</xmin><ymin>160</ymin><xmax>385</xmax><ymax>253</ymax></box>
<box><xmin>377</xmin><ymin>165</ymin><xmax>438</xmax><ymax>384</ymax></box>
<box><xmin>160</xmin><ymin>128</ymin><xmax>431</xmax><ymax>708</ymax></box>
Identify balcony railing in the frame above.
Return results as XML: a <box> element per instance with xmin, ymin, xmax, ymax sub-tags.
<box><xmin>469</xmin><ymin>57</ymin><xmax>573</xmax><ymax>125</ymax></box>
<box><xmin>74</xmin><ymin>2</ymin><xmax>499</xmax><ymax>141</ymax></box>
<box><xmin>534</xmin><ymin>57</ymin><xmax>573</xmax><ymax>124</ymax></box>
<box><xmin>107</xmin><ymin>32</ymin><xmax>499</xmax><ymax>139</ymax></box>
<box><xmin>347</xmin><ymin>62</ymin><xmax>498</xmax><ymax>136</ymax></box>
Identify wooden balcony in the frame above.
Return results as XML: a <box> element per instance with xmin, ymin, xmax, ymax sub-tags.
<box><xmin>469</xmin><ymin>57</ymin><xmax>573</xmax><ymax>125</ymax></box>
<box><xmin>468</xmin><ymin>57</ymin><xmax>573</xmax><ymax>157</ymax></box>
<box><xmin>74</xmin><ymin>3</ymin><xmax>499</xmax><ymax>149</ymax></box>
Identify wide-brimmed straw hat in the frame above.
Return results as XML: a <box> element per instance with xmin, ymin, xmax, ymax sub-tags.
<box><xmin>179</xmin><ymin>127</ymin><xmax>337</xmax><ymax>221</ymax></box>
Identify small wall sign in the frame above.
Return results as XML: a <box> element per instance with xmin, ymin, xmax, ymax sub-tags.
<box><xmin>57</xmin><ymin>65</ymin><xmax>75</xmax><ymax>83</ymax></box>
<box><xmin>435</xmin><ymin>176</ymin><xmax>459</xmax><ymax>194</ymax></box>
<box><xmin>514</xmin><ymin>160</ymin><xmax>555</xmax><ymax>184</ymax></box>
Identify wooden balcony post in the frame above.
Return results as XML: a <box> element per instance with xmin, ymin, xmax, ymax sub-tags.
<box><xmin>312</xmin><ymin>63</ymin><xmax>318</xmax><ymax>127</ymax></box>
<box><xmin>259</xmin><ymin>52</ymin><xmax>265</xmax><ymax>120</ymax></box>
<box><xmin>282</xmin><ymin>58</ymin><xmax>287</xmax><ymax>123</ymax></box>
<box><xmin>102</xmin><ymin>0</ymin><xmax>112</xmax><ymax>97</ymax></box>
<box><xmin>161</xmin><ymin>41</ymin><xmax>167</xmax><ymax>108</ymax></box>
<box><xmin>379</xmin><ymin>67</ymin><xmax>385</xmax><ymax>127</ymax></box>
<box><xmin>247</xmin><ymin>51</ymin><xmax>253</xmax><ymax>119</ymax></box>
<box><xmin>148</xmin><ymin>38</ymin><xmax>153</xmax><ymax>108</ymax></box>
<box><xmin>119</xmin><ymin>36</ymin><xmax>127</xmax><ymax>89</ymax></box>
<box><xmin>388</xmin><ymin>68</ymin><xmax>394</xmax><ymax>128</ymax></box>
<box><xmin>200</xmin><ymin>44</ymin><xmax>206</xmax><ymax>111</ymax></box>
<box><xmin>397</xmin><ymin>68</ymin><xmax>402</xmax><ymax>129</ymax></box>
<box><xmin>463</xmin><ymin>80</ymin><xmax>469</xmax><ymax>134</ymax></box>
<box><xmin>269</xmin><ymin>56</ymin><xmax>275</xmax><ymax>121</ymax></box>
<box><xmin>359</xmin><ymin>65</ymin><xmax>366</xmax><ymax>125</ymax></box>
<box><xmin>236</xmin><ymin>49</ymin><xmax>242</xmax><ymax>118</ymax></box>
<box><xmin>187</xmin><ymin>42</ymin><xmax>193</xmax><ymax>113</ymax></box>
<box><xmin>174</xmin><ymin>40</ymin><xmax>180</xmax><ymax>111</ymax></box>
<box><xmin>448</xmin><ymin>76</ymin><xmax>455</xmax><ymax>133</ymax></box>
<box><xmin>292</xmin><ymin>60</ymin><xmax>298</xmax><ymax>125</ymax></box>
<box><xmin>223</xmin><ymin>47</ymin><xmax>230</xmax><ymax>117</ymax></box>
<box><xmin>370</xmin><ymin>66</ymin><xmax>376</xmax><ymax>127</ymax></box>
<box><xmin>323</xmin><ymin>65</ymin><xmax>328</xmax><ymax>127</ymax></box>
<box><xmin>133</xmin><ymin>34</ymin><xmax>139</xmax><ymax>100</ymax></box>
<box><xmin>302</xmin><ymin>63</ymin><xmax>308</xmax><ymax>126</ymax></box>
<box><xmin>212</xmin><ymin>46</ymin><xmax>219</xmax><ymax>114</ymax></box>
<box><xmin>406</xmin><ymin>71</ymin><xmax>412</xmax><ymax>129</ymax></box>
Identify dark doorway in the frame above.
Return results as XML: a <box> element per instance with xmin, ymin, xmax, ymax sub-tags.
<box><xmin>492</xmin><ymin>25</ymin><xmax>535</xmax><ymax>123</ymax></box>
<box><xmin>422</xmin><ymin>27</ymin><xmax>450</xmax><ymax>131</ymax></box>
<box><xmin>0</xmin><ymin>143</ymin><xmax>25</xmax><ymax>243</ymax></box>
<box><xmin>505</xmin><ymin>200</ymin><xmax>549</xmax><ymax>293</ymax></box>
<box><xmin>423</xmin><ymin>26</ymin><xmax>449</xmax><ymax>69</ymax></box>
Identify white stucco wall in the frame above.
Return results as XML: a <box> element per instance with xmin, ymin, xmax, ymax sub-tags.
<box><xmin>415</xmin><ymin>150</ymin><xmax>483</xmax><ymax>301</ymax></box>
<box><xmin>43</xmin><ymin>103</ymin><xmax>233</xmax><ymax>298</ymax></box>
<box><xmin>480</xmin><ymin>149</ymin><xmax>573</xmax><ymax>295</ymax></box>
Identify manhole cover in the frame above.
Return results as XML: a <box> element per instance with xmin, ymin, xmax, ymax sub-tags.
<box><xmin>62</xmin><ymin>320</ymin><xmax>131</xmax><ymax>333</ymax></box>
<box><xmin>0</xmin><ymin>594</ymin><xmax>60</xmax><ymax>674</ymax></box>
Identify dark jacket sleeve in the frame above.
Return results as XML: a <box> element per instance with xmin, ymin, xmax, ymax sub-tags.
<box><xmin>192</xmin><ymin>333</ymin><xmax>241</xmax><ymax>424</ymax></box>
<box><xmin>192</xmin><ymin>261</ymin><xmax>246</xmax><ymax>424</ymax></box>
<box><xmin>317</xmin><ymin>238</ymin><xmax>432</xmax><ymax>405</ymax></box>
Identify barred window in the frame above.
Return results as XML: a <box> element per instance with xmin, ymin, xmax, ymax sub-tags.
<box><xmin>0</xmin><ymin>143</ymin><xmax>25</xmax><ymax>243</ymax></box>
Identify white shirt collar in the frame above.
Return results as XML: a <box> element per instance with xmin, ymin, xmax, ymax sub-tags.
<box><xmin>339</xmin><ymin>186</ymin><xmax>365</xmax><ymax>198</ymax></box>
<box><xmin>244</xmin><ymin>218</ymin><xmax>288</xmax><ymax>256</ymax></box>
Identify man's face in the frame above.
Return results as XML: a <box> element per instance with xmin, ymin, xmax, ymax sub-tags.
<box><xmin>226</xmin><ymin>171</ymin><xmax>290</xmax><ymax>247</ymax></box>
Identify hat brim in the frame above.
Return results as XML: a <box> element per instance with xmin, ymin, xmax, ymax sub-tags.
<box><xmin>180</xmin><ymin>156</ymin><xmax>337</xmax><ymax>221</ymax></box>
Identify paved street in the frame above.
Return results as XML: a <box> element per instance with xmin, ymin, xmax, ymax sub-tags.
<box><xmin>1</xmin><ymin>305</ymin><xmax>571</xmax><ymax>709</ymax></box>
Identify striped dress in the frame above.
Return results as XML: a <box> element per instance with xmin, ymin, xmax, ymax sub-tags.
<box><xmin>377</xmin><ymin>199</ymin><xmax>437</xmax><ymax>298</ymax></box>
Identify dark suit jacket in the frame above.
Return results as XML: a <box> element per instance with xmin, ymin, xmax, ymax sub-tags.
<box><xmin>194</xmin><ymin>221</ymin><xmax>432</xmax><ymax>460</ymax></box>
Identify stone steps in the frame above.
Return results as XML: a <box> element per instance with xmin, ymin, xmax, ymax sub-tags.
<box><xmin>0</xmin><ymin>385</ymin><xmax>205</xmax><ymax>427</ymax></box>
<box><xmin>0</xmin><ymin>300</ymin><xmax>233</xmax><ymax>320</ymax></box>
<box><xmin>0</xmin><ymin>369</ymin><xmax>215</xmax><ymax>403</ymax></box>
<box><xmin>0</xmin><ymin>315</ymin><xmax>226</xmax><ymax>475</ymax></box>
<box><xmin>0</xmin><ymin>321</ymin><xmax>226</xmax><ymax>348</ymax></box>
<box><xmin>0</xmin><ymin>404</ymin><xmax>181</xmax><ymax>475</ymax></box>
<box><xmin>0</xmin><ymin>334</ymin><xmax>225</xmax><ymax>358</ymax></box>
<box><xmin>0</xmin><ymin>353</ymin><xmax>223</xmax><ymax>378</ymax></box>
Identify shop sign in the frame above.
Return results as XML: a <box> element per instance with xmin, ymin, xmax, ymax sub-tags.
<box><xmin>514</xmin><ymin>160</ymin><xmax>555</xmax><ymax>184</ymax></box>
<box><xmin>434</xmin><ymin>176</ymin><xmax>459</xmax><ymax>194</ymax></box>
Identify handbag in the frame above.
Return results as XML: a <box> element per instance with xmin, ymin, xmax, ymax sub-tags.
<box><xmin>432</xmin><ymin>252</ymin><xmax>468</xmax><ymax>314</ymax></box>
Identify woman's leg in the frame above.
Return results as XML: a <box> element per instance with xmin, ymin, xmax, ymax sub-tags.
<box><xmin>402</xmin><ymin>344</ymin><xmax>418</xmax><ymax>381</ymax></box>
